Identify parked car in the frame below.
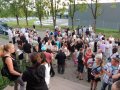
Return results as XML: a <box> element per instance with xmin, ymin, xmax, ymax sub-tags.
<box><xmin>0</xmin><ymin>21</ymin><xmax>8</xmax><ymax>29</ymax></box>
<box><xmin>0</xmin><ymin>25</ymin><xmax>8</xmax><ymax>35</ymax></box>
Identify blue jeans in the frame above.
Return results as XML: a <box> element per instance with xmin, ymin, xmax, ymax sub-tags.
<box><xmin>101</xmin><ymin>82</ymin><xmax>111</xmax><ymax>90</ymax></box>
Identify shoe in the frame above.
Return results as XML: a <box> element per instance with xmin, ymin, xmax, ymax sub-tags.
<box><xmin>79</xmin><ymin>78</ymin><xmax>83</xmax><ymax>80</ymax></box>
<box><xmin>51</xmin><ymin>74</ymin><xmax>55</xmax><ymax>77</ymax></box>
<box><xmin>87</xmin><ymin>80</ymin><xmax>91</xmax><ymax>82</ymax></box>
<box><xmin>76</xmin><ymin>76</ymin><xmax>79</xmax><ymax>78</ymax></box>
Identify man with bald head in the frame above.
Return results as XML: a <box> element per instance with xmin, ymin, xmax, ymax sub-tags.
<box><xmin>112</xmin><ymin>80</ymin><xmax>120</xmax><ymax>90</ymax></box>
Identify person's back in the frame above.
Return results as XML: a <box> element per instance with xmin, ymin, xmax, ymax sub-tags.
<box><xmin>22</xmin><ymin>64</ymin><xmax>48</xmax><ymax>90</ymax></box>
<box><xmin>23</xmin><ymin>41</ymin><xmax>31</xmax><ymax>53</ymax></box>
<box><xmin>56</xmin><ymin>51</ymin><xmax>66</xmax><ymax>64</ymax></box>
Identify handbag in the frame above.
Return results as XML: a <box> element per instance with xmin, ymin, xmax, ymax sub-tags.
<box><xmin>1</xmin><ymin>67</ymin><xmax>9</xmax><ymax>77</ymax></box>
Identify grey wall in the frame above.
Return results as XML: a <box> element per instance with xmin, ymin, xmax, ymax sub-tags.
<box><xmin>69</xmin><ymin>3</ymin><xmax>120</xmax><ymax>30</ymax></box>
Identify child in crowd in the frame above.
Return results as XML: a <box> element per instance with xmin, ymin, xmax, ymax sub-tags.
<box><xmin>72</xmin><ymin>49</ymin><xmax>78</xmax><ymax>66</ymax></box>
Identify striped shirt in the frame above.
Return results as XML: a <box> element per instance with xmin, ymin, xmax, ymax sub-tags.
<box><xmin>103</xmin><ymin>63</ymin><xmax>120</xmax><ymax>84</ymax></box>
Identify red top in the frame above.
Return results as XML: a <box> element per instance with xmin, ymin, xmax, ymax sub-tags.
<box><xmin>43</xmin><ymin>52</ymin><xmax>52</xmax><ymax>64</ymax></box>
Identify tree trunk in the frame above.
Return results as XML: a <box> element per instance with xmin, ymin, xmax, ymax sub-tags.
<box><xmin>25</xmin><ymin>14</ymin><xmax>28</xmax><ymax>26</ymax></box>
<box><xmin>93</xmin><ymin>19</ymin><xmax>96</xmax><ymax>32</ymax></box>
<box><xmin>53</xmin><ymin>17</ymin><xmax>56</xmax><ymax>29</ymax></box>
<box><xmin>39</xmin><ymin>17</ymin><xmax>42</xmax><ymax>27</ymax></box>
<box><xmin>16</xmin><ymin>15</ymin><xmax>19</xmax><ymax>26</ymax></box>
<box><xmin>71</xmin><ymin>17</ymin><xmax>74</xmax><ymax>30</ymax></box>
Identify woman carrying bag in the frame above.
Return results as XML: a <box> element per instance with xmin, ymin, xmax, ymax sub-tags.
<box><xmin>1</xmin><ymin>43</ymin><xmax>24</xmax><ymax>90</ymax></box>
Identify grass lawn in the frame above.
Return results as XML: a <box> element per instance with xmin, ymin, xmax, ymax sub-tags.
<box><xmin>0</xmin><ymin>34</ymin><xmax>8</xmax><ymax>40</ymax></box>
<box><xmin>6</xmin><ymin>20</ymin><xmax>120</xmax><ymax>39</ymax></box>
<box><xmin>96</xmin><ymin>28</ymin><xmax>120</xmax><ymax>39</ymax></box>
<box><xmin>6</xmin><ymin>19</ymin><xmax>54</xmax><ymax>31</ymax></box>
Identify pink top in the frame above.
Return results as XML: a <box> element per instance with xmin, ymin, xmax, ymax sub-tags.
<box><xmin>44</xmin><ymin>52</ymin><xmax>52</xmax><ymax>64</ymax></box>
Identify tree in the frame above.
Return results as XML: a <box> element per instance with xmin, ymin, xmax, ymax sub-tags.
<box><xmin>50</xmin><ymin>0</ymin><xmax>57</xmax><ymax>28</ymax></box>
<box><xmin>82</xmin><ymin>0</ymin><xmax>102</xmax><ymax>32</ymax></box>
<box><xmin>0</xmin><ymin>0</ymin><xmax>10</xmax><ymax>17</ymax></box>
<box><xmin>69</xmin><ymin>0</ymin><xmax>76</xmax><ymax>29</ymax></box>
<box><xmin>35</xmin><ymin>0</ymin><xmax>49</xmax><ymax>27</ymax></box>
<box><xmin>50</xmin><ymin>0</ymin><xmax>66</xmax><ymax>28</ymax></box>
<box><xmin>9</xmin><ymin>0</ymin><xmax>22</xmax><ymax>26</ymax></box>
<box><xmin>22</xmin><ymin>0</ymin><xmax>30</xmax><ymax>26</ymax></box>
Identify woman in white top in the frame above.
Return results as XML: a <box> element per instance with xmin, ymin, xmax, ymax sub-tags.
<box><xmin>40</xmin><ymin>52</ymin><xmax>51</xmax><ymax>88</ymax></box>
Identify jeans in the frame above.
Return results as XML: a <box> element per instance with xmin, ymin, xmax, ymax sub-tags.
<box><xmin>101</xmin><ymin>81</ymin><xmax>111</xmax><ymax>90</ymax></box>
<box><xmin>14</xmin><ymin>76</ymin><xmax>25</xmax><ymax>90</ymax></box>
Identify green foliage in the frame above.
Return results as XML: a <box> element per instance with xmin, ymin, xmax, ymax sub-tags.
<box><xmin>0</xmin><ymin>60</ymin><xmax>11</xmax><ymax>90</ymax></box>
<box><xmin>76</xmin><ymin>3</ymin><xmax>88</xmax><ymax>12</ymax></box>
<box><xmin>110</xmin><ymin>4</ymin><xmax>117</xmax><ymax>8</ymax></box>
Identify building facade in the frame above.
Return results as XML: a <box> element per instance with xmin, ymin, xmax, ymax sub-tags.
<box><xmin>69</xmin><ymin>3</ymin><xmax>120</xmax><ymax>30</ymax></box>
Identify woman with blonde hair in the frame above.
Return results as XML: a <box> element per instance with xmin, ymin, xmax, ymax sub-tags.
<box><xmin>0</xmin><ymin>45</ymin><xmax>4</xmax><ymax>57</ymax></box>
<box><xmin>90</xmin><ymin>57</ymin><xmax>103</xmax><ymax>90</ymax></box>
<box><xmin>1</xmin><ymin>43</ymin><xmax>24</xmax><ymax>90</ymax></box>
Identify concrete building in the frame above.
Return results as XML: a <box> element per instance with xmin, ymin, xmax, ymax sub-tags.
<box><xmin>69</xmin><ymin>2</ymin><xmax>120</xmax><ymax>30</ymax></box>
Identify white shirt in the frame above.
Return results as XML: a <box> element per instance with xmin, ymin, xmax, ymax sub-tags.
<box><xmin>44</xmin><ymin>63</ymin><xmax>51</xmax><ymax>87</ymax></box>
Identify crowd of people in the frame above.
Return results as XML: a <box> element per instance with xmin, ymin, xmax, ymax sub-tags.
<box><xmin>0</xmin><ymin>25</ymin><xmax>120</xmax><ymax>90</ymax></box>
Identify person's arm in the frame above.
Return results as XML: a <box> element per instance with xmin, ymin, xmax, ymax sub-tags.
<box><xmin>102</xmin><ymin>64</ymin><xmax>112</xmax><ymax>77</ymax></box>
<box><xmin>5</xmin><ymin>57</ymin><xmax>21</xmax><ymax>76</ymax></box>
<box><xmin>112</xmin><ymin>73</ymin><xmax>120</xmax><ymax>79</ymax></box>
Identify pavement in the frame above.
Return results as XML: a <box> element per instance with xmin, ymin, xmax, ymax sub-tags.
<box><xmin>3</xmin><ymin>59</ymin><xmax>102</xmax><ymax>90</ymax></box>
<box><xmin>4</xmin><ymin>76</ymin><xmax>89</xmax><ymax>90</ymax></box>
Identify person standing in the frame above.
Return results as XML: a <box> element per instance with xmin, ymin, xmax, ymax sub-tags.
<box><xmin>22</xmin><ymin>52</ymin><xmax>48</xmax><ymax>90</ymax></box>
<box><xmin>40</xmin><ymin>52</ymin><xmax>51</xmax><ymax>88</ymax></box>
<box><xmin>90</xmin><ymin>58</ymin><xmax>103</xmax><ymax>90</ymax></box>
<box><xmin>55</xmin><ymin>49</ymin><xmax>66</xmax><ymax>74</ymax></box>
<box><xmin>2</xmin><ymin>43</ymin><xmax>24</xmax><ymax>90</ymax></box>
<box><xmin>23</xmin><ymin>40</ymin><xmax>31</xmax><ymax>62</ymax></box>
<box><xmin>77</xmin><ymin>48</ymin><xmax>84</xmax><ymax>80</ymax></box>
<box><xmin>101</xmin><ymin>58</ymin><xmax>120</xmax><ymax>90</ymax></box>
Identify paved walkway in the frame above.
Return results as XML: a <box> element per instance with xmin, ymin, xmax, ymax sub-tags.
<box><xmin>4</xmin><ymin>76</ymin><xmax>89</xmax><ymax>90</ymax></box>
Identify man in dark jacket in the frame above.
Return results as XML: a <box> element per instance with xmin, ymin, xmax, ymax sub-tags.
<box><xmin>23</xmin><ymin>40</ymin><xmax>31</xmax><ymax>62</ymax></box>
<box><xmin>55</xmin><ymin>49</ymin><xmax>66</xmax><ymax>74</ymax></box>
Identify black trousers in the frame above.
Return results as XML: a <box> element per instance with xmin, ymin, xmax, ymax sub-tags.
<box><xmin>12</xmin><ymin>37</ymin><xmax>16</xmax><ymax>44</ymax></box>
<box><xmin>87</xmin><ymin>68</ymin><xmax>92</xmax><ymax>82</ymax></box>
<box><xmin>58</xmin><ymin>64</ymin><xmax>65</xmax><ymax>74</ymax></box>
<box><xmin>50</xmin><ymin>63</ymin><xmax>55</xmax><ymax>77</ymax></box>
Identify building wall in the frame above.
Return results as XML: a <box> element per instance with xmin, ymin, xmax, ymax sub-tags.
<box><xmin>69</xmin><ymin>3</ymin><xmax>120</xmax><ymax>30</ymax></box>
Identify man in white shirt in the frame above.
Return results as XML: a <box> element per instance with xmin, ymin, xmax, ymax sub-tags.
<box><xmin>7</xmin><ymin>28</ymin><xmax>13</xmax><ymax>42</ymax></box>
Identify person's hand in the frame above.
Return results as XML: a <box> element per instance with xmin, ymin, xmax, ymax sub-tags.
<box><xmin>20</xmin><ymin>73</ymin><xmax>23</xmax><ymax>76</ymax></box>
<box><xmin>107</xmin><ymin>72</ymin><xmax>112</xmax><ymax>77</ymax></box>
<box><xmin>95</xmin><ymin>75</ymin><xmax>99</xmax><ymax>78</ymax></box>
